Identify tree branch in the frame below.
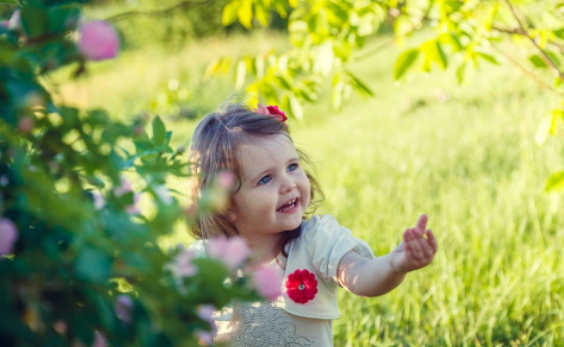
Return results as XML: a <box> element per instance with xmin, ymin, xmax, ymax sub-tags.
<box><xmin>491</xmin><ymin>43</ymin><xmax>564</xmax><ymax>97</ymax></box>
<box><xmin>105</xmin><ymin>0</ymin><xmax>214</xmax><ymax>22</ymax></box>
<box><xmin>491</xmin><ymin>25</ymin><xmax>564</xmax><ymax>52</ymax></box>
<box><xmin>502</xmin><ymin>0</ymin><xmax>564</xmax><ymax>83</ymax></box>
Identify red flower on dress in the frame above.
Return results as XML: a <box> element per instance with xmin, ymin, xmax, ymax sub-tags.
<box><xmin>285</xmin><ymin>269</ymin><xmax>318</xmax><ymax>304</ymax></box>
<box><xmin>252</xmin><ymin>103</ymin><xmax>288</xmax><ymax>123</ymax></box>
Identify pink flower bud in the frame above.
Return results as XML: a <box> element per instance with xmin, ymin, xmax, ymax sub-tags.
<box><xmin>92</xmin><ymin>332</ymin><xmax>107</xmax><ymax>347</ymax></box>
<box><xmin>8</xmin><ymin>10</ymin><xmax>20</xmax><ymax>31</ymax></box>
<box><xmin>196</xmin><ymin>329</ymin><xmax>214</xmax><ymax>346</ymax></box>
<box><xmin>196</xmin><ymin>305</ymin><xmax>217</xmax><ymax>346</ymax></box>
<box><xmin>78</xmin><ymin>21</ymin><xmax>119</xmax><ymax>61</ymax></box>
<box><xmin>206</xmin><ymin>236</ymin><xmax>250</xmax><ymax>271</ymax></box>
<box><xmin>167</xmin><ymin>245</ymin><xmax>197</xmax><ymax>278</ymax></box>
<box><xmin>253</xmin><ymin>266</ymin><xmax>283</xmax><ymax>301</ymax></box>
<box><xmin>0</xmin><ymin>218</ymin><xmax>18</xmax><ymax>256</ymax></box>
<box><xmin>1</xmin><ymin>21</ymin><xmax>9</xmax><ymax>29</ymax></box>
<box><xmin>114</xmin><ymin>295</ymin><xmax>133</xmax><ymax>323</ymax></box>
<box><xmin>18</xmin><ymin>117</ymin><xmax>34</xmax><ymax>134</ymax></box>
<box><xmin>217</xmin><ymin>171</ymin><xmax>235</xmax><ymax>189</ymax></box>
<box><xmin>53</xmin><ymin>321</ymin><xmax>67</xmax><ymax>334</ymax></box>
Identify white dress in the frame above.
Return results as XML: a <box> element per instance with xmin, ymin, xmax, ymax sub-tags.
<box><xmin>189</xmin><ymin>214</ymin><xmax>375</xmax><ymax>347</ymax></box>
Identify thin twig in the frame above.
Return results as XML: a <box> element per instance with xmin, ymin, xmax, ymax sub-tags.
<box><xmin>491</xmin><ymin>25</ymin><xmax>564</xmax><ymax>51</ymax></box>
<box><xmin>502</xmin><ymin>0</ymin><xmax>564</xmax><ymax>83</ymax></box>
<box><xmin>491</xmin><ymin>43</ymin><xmax>564</xmax><ymax>97</ymax></box>
<box><xmin>354</xmin><ymin>39</ymin><xmax>394</xmax><ymax>62</ymax></box>
<box><xmin>105</xmin><ymin>0</ymin><xmax>214</xmax><ymax>22</ymax></box>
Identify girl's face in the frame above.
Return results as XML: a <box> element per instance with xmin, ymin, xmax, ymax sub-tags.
<box><xmin>229</xmin><ymin>134</ymin><xmax>311</xmax><ymax>243</ymax></box>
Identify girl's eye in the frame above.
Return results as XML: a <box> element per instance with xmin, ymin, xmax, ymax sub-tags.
<box><xmin>258</xmin><ymin>175</ymin><xmax>272</xmax><ymax>185</ymax></box>
<box><xmin>287</xmin><ymin>163</ymin><xmax>298</xmax><ymax>172</ymax></box>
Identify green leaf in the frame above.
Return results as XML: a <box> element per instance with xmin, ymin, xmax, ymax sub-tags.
<box><xmin>48</xmin><ymin>5</ymin><xmax>80</xmax><ymax>34</ymax></box>
<box><xmin>456</xmin><ymin>62</ymin><xmax>467</xmax><ymax>84</ymax></box>
<box><xmin>553</xmin><ymin>28</ymin><xmax>564</xmax><ymax>39</ymax></box>
<box><xmin>435</xmin><ymin>41</ymin><xmax>448</xmax><ymax>69</ymax></box>
<box><xmin>394</xmin><ymin>48</ymin><xmax>419</xmax><ymax>80</ymax></box>
<box><xmin>238</xmin><ymin>0</ymin><xmax>253</xmax><ymax>29</ymax></box>
<box><xmin>529</xmin><ymin>54</ymin><xmax>548</xmax><ymax>68</ymax></box>
<box><xmin>332</xmin><ymin>80</ymin><xmax>344</xmax><ymax>111</ymax></box>
<box><xmin>21</xmin><ymin>4</ymin><xmax>49</xmax><ymax>39</ymax></box>
<box><xmin>74</xmin><ymin>247</ymin><xmax>112</xmax><ymax>282</ymax></box>
<box><xmin>476</xmin><ymin>52</ymin><xmax>499</xmax><ymax>65</ymax></box>
<box><xmin>274</xmin><ymin>73</ymin><xmax>293</xmax><ymax>90</ymax></box>
<box><xmin>222</xmin><ymin>0</ymin><xmax>241</xmax><ymax>26</ymax></box>
<box><xmin>254</xmin><ymin>0</ymin><xmax>269</xmax><ymax>27</ymax></box>
<box><xmin>545</xmin><ymin>170</ymin><xmax>564</xmax><ymax>192</ymax></box>
<box><xmin>346</xmin><ymin>70</ymin><xmax>374</xmax><ymax>97</ymax></box>
<box><xmin>152</xmin><ymin>116</ymin><xmax>166</xmax><ymax>147</ymax></box>
<box><xmin>0</xmin><ymin>0</ymin><xmax>18</xmax><ymax>4</ymax></box>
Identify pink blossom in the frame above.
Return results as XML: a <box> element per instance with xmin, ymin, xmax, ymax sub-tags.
<box><xmin>0</xmin><ymin>218</ymin><xmax>18</xmax><ymax>256</ymax></box>
<box><xmin>167</xmin><ymin>245</ymin><xmax>197</xmax><ymax>278</ymax></box>
<box><xmin>114</xmin><ymin>176</ymin><xmax>132</xmax><ymax>197</ymax></box>
<box><xmin>114</xmin><ymin>295</ymin><xmax>133</xmax><ymax>323</ymax></box>
<box><xmin>253</xmin><ymin>266</ymin><xmax>283</xmax><ymax>301</ymax></box>
<box><xmin>1</xmin><ymin>21</ymin><xmax>9</xmax><ymax>29</ymax></box>
<box><xmin>206</xmin><ymin>236</ymin><xmax>251</xmax><ymax>271</ymax></box>
<box><xmin>53</xmin><ymin>321</ymin><xmax>67</xmax><ymax>334</ymax></box>
<box><xmin>217</xmin><ymin>171</ymin><xmax>235</xmax><ymax>189</ymax></box>
<box><xmin>78</xmin><ymin>21</ymin><xmax>119</xmax><ymax>61</ymax></box>
<box><xmin>196</xmin><ymin>304</ymin><xmax>217</xmax><ymax>346</ymax></box>
<box><xmin>92</xmin><ymin>332</ymin><xmax>107</xmax><ymax>347</ymax></box>
<box><xmin>196</xmin><ymin>329</ymin><xmax>214</xmax><ymax>346</ymax></box>
<box><xmin>8</xmin><ymin>10</ymin><xmax>20</xmax><ymax>31</ymax></box>
<box><xmin>18</xmin><ymin>117</ymin><xmax>34</xmax><ymax>133</ymax></box>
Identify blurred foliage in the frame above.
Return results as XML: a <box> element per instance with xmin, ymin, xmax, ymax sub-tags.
<box><xmin>82</xmin><ymin>0</ymin><xmax>288</xmax><ymax>50</ymax></box>
<box><xmin>0</xmin><ymin>1</ymin><xmax>259</xmax><ymax>346</ymax></box>
<box><xmin>203</xmin><ymin>0</ymin><xmax>564</xmax><ymax>190</ymax></box>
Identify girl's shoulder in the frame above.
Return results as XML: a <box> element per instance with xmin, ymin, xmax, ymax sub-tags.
<box><xmin>290</xmin><ymin>214</ymin><xmax>375</xmax><ymax>284</ymax></box>
<box><xmin>299</xmin><ymin>214</ymin><xmax>371</xmax><ymax>254</ymax></box>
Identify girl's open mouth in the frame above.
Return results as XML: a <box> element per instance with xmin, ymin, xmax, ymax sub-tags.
<box><xmin>277</xmin><ymin>198</ymin><xmax>299</xmax><ymax>213</ymax></box>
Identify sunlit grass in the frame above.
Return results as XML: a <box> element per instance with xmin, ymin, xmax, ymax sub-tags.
<box><xmin>56</xmin><ymin>30</ymin><xmax>564</xmax><ymax>346</ymax></box>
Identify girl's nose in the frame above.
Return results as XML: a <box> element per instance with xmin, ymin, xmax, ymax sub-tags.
<box><xmin>281</xmin><ymin>178</ymin><xmax>296</xmax><ymax>194</ymax></box>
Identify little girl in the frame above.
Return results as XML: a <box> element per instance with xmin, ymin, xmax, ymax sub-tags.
<box><xmin>187</xmin><ymin>103</ymin><xmax>437</xmax><ymax>346</ymax></box>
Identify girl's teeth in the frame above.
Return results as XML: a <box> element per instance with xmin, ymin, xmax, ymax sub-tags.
<box><xmin>279</xmin><ymin>200</ymin><xmax>296</xmax><ymax>212</ymax></box>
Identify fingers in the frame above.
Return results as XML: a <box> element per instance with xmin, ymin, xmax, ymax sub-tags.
<box><xmin>415</xmin><ymin>214</ymin><xmax>428</xmax><ymax>233</ymax></box>
<box><xmin>425</xmin><ymin>229</ymin><xmax>438</xmax><ymax>253</ymax></box>
<box><xmin>404</xmin><ymin>228</ymin><xmax>435</xmax><ymax>260</ymax></box>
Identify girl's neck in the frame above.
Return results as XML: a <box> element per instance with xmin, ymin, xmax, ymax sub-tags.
<box><xmin>241</xmin><ymin>233</ymin><xmax>281</xmax><ymax>269</ymax></box>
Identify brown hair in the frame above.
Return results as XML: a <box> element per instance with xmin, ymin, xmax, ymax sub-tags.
<box><xmin>188</xmin><ymin>104</ymin><xmax>323</xmax><ymax>258</ymax></box>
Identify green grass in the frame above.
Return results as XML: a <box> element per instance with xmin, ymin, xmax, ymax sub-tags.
<box><xmin>55</xmin><ymin>31</ymin><xmax>564</xmax><ymax>346</ymax></box>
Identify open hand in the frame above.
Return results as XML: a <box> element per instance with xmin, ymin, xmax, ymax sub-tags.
<box><xmin>389</xmin><ymin>214</ymin><xmax>437</xmax><ymax>274</ymax></box>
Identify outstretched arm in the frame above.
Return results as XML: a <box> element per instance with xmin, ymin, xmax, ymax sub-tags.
<box><xmin>337</xmin><ymin>214</ymin><xmax>438</xmax><ymax>297</ymax></box>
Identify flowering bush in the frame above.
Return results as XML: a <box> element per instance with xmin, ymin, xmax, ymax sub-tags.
<box><xmin>0</xmin><ymin>1</ymin><xmax>263</xmax><ymax>346</ymax></box>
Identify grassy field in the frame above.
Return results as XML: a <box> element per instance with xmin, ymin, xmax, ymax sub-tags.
<box><xmin>56</xmin><ymin>31</ymin><xmax>564</xmax><ymax>346</ymax></box>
